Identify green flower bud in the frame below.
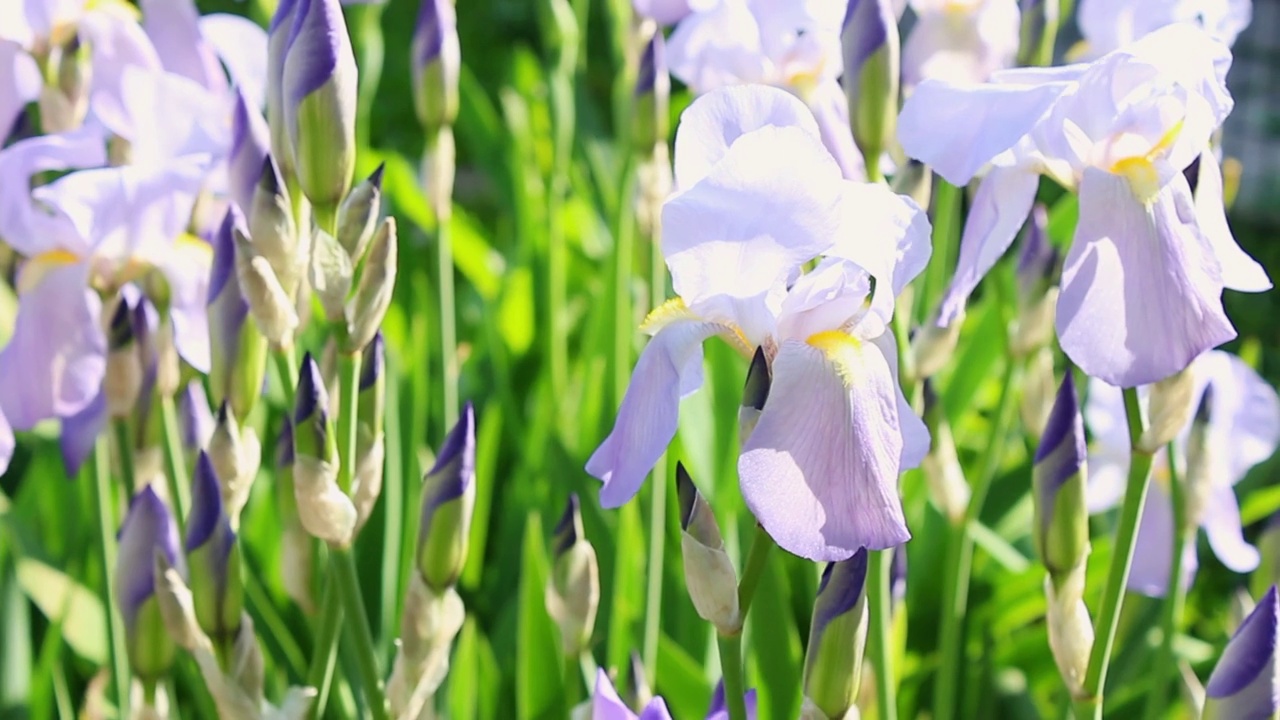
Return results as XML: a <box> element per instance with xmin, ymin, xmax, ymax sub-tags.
<box><xmin>677</xmin><ymin>463</ymin><xmax>740</xmax><ymax>635</ymax></box>
<box><xmin>208</xmin><ymin>208</ymin><xmax>270</xmax><ymax>419</ymax></box>
<box><xmin>233</xmin><ymin>224</ymin><xmax>300</xmax><ymax>347</ymax></box>
<box><xmin>39</xmin><ymin>32</ymin><xmax>91</xmax><ymax>133</ymax></box>
<box><xmin>803</xmin><ymin>549</ymin><xmax>870</xmax><ymax>719</ymax></box>
<box><xmin>417</xmin><ymin>402</ymin><xmax>476</xmax><ymax>590</ymax></box>
<box><xmin>352</xmin><ymin>333</ymin><xmax>386</xmax><ymax>531</ymax></box>
<box><xmin>412</xmin><ymin>0</ymin><xmax>460</xmax><ymax>134</ymax></box>
<box><xmin>336</xmin><ymin>164</ymin><xmax>384</xmax><ymax>260</ymax></box>
<box><xmin>344</xmin><ymin>217</ymin><xmax>397</xmax><ymax>353</ymax></box>
<box><xmin>116</xmin><ymin>487</ymin><xmax>180</xmax><ymax>683</ymax></box>
<box><xmin>546</xmin><ymin>494</ymin><xmax>601</xmax><ymax>656</ymax></box>
<box><xmin>1032</xmin><ymin>372</ymin><xmax>1090</xmax><ymax>582</ymax></box>
<box><xmin>1044</xmin><ymin>565</ymin><xmax>1093</xmax><ymax>698</ymax></box>
<box><xmin>1139</xmin><ymin>365</ymin><xmax>1196</xmax><ymax>454</ymax></box>
<box><xmin>293</xmin><ymin>353</ymin><xmax>354</xmax><ymax>547</ymax></box>
<box><xmin>248</xmin><ymin>156</ymin><xmax>302</xmax><ymax>293</ymax></box>
<box><xmin>841</xmin><ymin>0</ymin><xmax>899</xmax><ymax>174</ymax></box>
<box><xmin>186</xmin><ymin>452</ymin><xmax>243</xmax><ymax>667</ymax></box>
<box><xmin>739</xmin><ymin>346</ymin><xmax>771</xmax><ymax>447</ymax></box>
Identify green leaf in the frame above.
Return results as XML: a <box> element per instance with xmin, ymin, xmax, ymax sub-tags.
<box><xmin>448</xmin><ymin>617</ymin><xmax>501</xmax><ymax>720</ymax></box>
<box><xmin>656</xmin><ymin>633</ymin><xmax>712</xmax><ymax>719</ymax></box>
<box><xmin>498</xmin><ymin>266</ymin><xmax>536</xmax><ymax>357</ymax></box>
<box><xmin>16</xmin><ymin>558</ymin><xmax>106</xmax><ymax>664</ymax></box>
<box><xmin>748</xmin><ymin>551</ymin><xmax>803</xmax><ymax>720</ymax></box>
<box><xmin>516</xmin><ymin>512</ymin><xmax>562</xmax><ymax>719</ymax></box>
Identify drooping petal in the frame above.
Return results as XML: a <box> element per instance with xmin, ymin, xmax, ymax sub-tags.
<box><xmin>808</xmin><ymin>79</ymin><xmax>866</xmax><ymax>181</ymax></box>
<box><xmin>228</xmin><ymin>86</ymin><xmax>271</xmax><ymax>215</ymax></box>
<box><xmin>637</xmin><ymin>699</ymin><xmax>674</xmax><ymax>720</ymax></box>
<box><xmin>871</xmin><ymin>332</ymin><xmax>929</xmax><ymax>470</ymax></box>
<box><xmin>1193</xmin><ymin>150</ymin><xmax>1270</xmax><ymax>292</ymax></box>
<box><xmin>1057</xmin><ymin>168</ymin><xmax>1235</xmax><ymax>387</ymax></box>
<box><xmin>633</xmin><ymin>0</ymin><xmax>698</xmax><ymax>25</ymax></box>
<box><xmin>59</xmin><ymin>389</ymin><xmax>106</xmax><ymax>477</ymax></box>
<box><xmin>936</xmin><ymin>163</ymin><xmax>1039</xmax><ymax>325</ymax></box>
<box><xmin>102</xmin><ymin>66</ymin><xmax>227</xmax><ymax>167</ymax></box>
<box><xmin>740</xmin><ymin>336</ymin><xmax>910</xmax><ymax>561</ymax></box>
<box><xmin>588</xmin><ymin>318</ymin><xmax>723</xmax><ymax>509</ymax></box>
<box><xmin>591</xmin><ymin>668</ymin><xmax>638</xmax><ymax>720</ymax></box>
<box><xmin>902</xmin><ymin>0</ymin><xmax>1019</xmax><ymax>86</ymax></box>
<box><xmin>1203</xmin><ymin>484</ymin><xmax>1261</xmax><ymax>573</ymax></box>
<box><xmin>0</xmin><ymin>127</ymin><xmax>108</xmax><ymax>255</ymax></box>
<box><xmin>898</xmin><ymin>76</ymin><xmax>1071</xmax><ymax>185</ymax></box>
<box><xmin>671</xmin><ymin>84</ymin><xmax>821</xmax><ymax>191</ymax></box>
<box><xmin>199</xmin><ymin>14</ymin><xmax>270</xmax><ymax>107</ymax></box>
<box><xmin>77</xmin><ymin>9</ymin><xmax>165</xmax><ymax>133</ymax></box>
<box><xmin>0</xmin><ymin>261</ymin><xmax>104</xmax><ymax>429</ymax></box>
<box><xmin>140</xmin><ymin>0</ymin><xmax>228</xmax><ymax>96</ymax></box>
<box><xmin>0</xmin><ymin>40</ymin><xmax>40</xmax><ymax>144</ymax></box>
<box><xmin>1128</xmin><ymin>480</ymin><xmax>1197</xmax><ymax>597</ymax></box>
<box><xmin>663</xmin><ymin>123</ymin><xmax>843</xmax><ymax>344</ymax></box>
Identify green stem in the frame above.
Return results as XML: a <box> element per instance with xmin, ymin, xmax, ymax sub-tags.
<box><xmin>90</xmin><ymin>436</ymin><xmax>129</xmax><ymax>717</ymax></box>
<box><xmin>1141</xmin><ymin>443</ymin><xmax>1187</xmax><ymax>720</ymax></box>
<box><xmin>920</xmin><ymin>181</ymin><xmax>961</xmax><ymax>325</ymax></box>
<box><xmin>306</xmin><ymin>572</ymin><xmax>342</xmax><ymax>720</ymax></box>
<box><xmin>868</xmin><ymin>549</ymin><xmax>898</xmax><ymax>720</ymax></box>
<box><xmin>934</xmin><ymin>359</ymin><xmax>1021</xmax><ymax>720</ymax></box>
<box><xmin>431</xmin><ymin>128</ymin><xmax>460</xmax><ymax>428</ymax></box>
<box><xmin>564</xmin><ymin>651</ymin><xmax>582</xmax><ymax>709</ymax></box>
<box><xmin>112</xmin><ymin>419</ymin><xmax>137</xmax><ymax>492</ymax></box>
<box><xmin>1074</xmin><ymin>388</ymin><xmax>1154</xmax><ymax>720</ymax></box>
<box><xmin>337</xmin><ymin>353</ymin><xmax>363</xmax><ymax>496</ymax></box>
<box><xmin>716</xmin><ymin>632</ymin><xmax>748</xmax><ymax>720</ymax></box>
<box><xmin>547</xmin><ymin>73</ymin><xmax>573</xmax><ymax>401</ymax></box>
<box><xmin>333</xmin><ymin>548</ymin><xmax>390</xmax><ymax>720</ymax></box>
<box><xmin>158</xmin><ymin>396</ymin><xmax>190</xmax><ymax>534</ymax></box>
<box><xmin>275</xmin><ymin>346</ymin><xmax>300</xmax><ymax>398</ymax></box>
<box><xmin>737</xmin><ymin>524</ymin><xmax>775</xmax><ymax>619</ymax></box>
<box><xmin>643</xmin><ymin>455</ymin><xmax>666</xmax><ymax>674</ymax></box>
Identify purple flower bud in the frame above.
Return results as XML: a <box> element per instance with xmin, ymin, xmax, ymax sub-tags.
<box><xmin>412</xmin><ymin>0</ymin><xmax>460</xmax><ymax>131</ymax></box>
<box><xmin>417</xmin><ymin>401</ymin><xmax>476</xmax><ymax>590</ymax></box>
<box><xmin>267</xmin><ymin>0</ymin><xmax>302</xmax><ymax>176</ymax></box>
<box><xmin>186</xmin><ymin>451</ymin><xmax>243</xmax><ymax>644</ymax></box>
<box><xmin>803</xmin><ymin>549</ymin><xmax>870</xmax><ymax>719</ymax></box>
<box><xmin>1015</xmin><ymin>203</ymin><xmax>1057</xmax><ymax>300</ymax></box>
<box><xmin>706</xmin><ymin>680</ymin><xmax>759</xmax><ymax>720</ymax></box>
<box><xmin>1032</xmin><ymin>371</ymin><xmax>1089</xmax><ymax>578</ymax></box>
<box><xmin>208</xmin><ymin>206</ymin><xmax>268</xmax><ymax>419</ymax></box>
<box><xmin>842</xmin><ymin>0</ymin><xmax>899</xmax><ymax>167</ymax></box>
<box><xmin>1203</xmin><ymin>586</ymin><xmax>1280</xmax><ymax>720</ymax></box>
<box><xmin>177</xmin><ymin>381</ymin><xmax>215</xmax><ymax>451</ymax></box>
<box><xmin>116</xmin><ymin>486</ymin><xmax>181</xmax><ymax>680</ymax></box>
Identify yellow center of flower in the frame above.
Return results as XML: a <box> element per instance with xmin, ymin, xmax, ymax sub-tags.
<box><xmin>17</xmin><ymin>248</ymin><xmax>81</xmax><ymax>294</ymax></box>
<box><xmin>1108</xmin><ymin>119</ymin><xmax>1184</xmax><ymax>205</ymax></box>
<box><xmin>807</xmin><ymin>330</ymin><xmax>865</xmax><ymax>387</ymax></box>
<box><xmin>640</xmin><ymin>297</ymin><xmax>752</xmax><ymax>356</ymax></box>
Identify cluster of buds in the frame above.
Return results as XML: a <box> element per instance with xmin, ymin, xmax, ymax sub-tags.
<box><xmin>231</xmin><ymin>159</ymin><xmax>308</xmax><ymax>350</ymax></box>
<box><xmin>387</xmin><ymin>403</ymin><xmax>477</xmax><ymax>716</ymax></box>
<box><xmin>546</xmin><ymin>494</ymin><xmax>601</xmax><ymax>661</ymax></box>
<box><xmin>1031</xmin><ymin>372</ymin><xmax>1094</xmax><ymax>697</ymax></box>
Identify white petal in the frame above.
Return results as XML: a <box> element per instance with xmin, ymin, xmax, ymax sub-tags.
<box><xmin>898</xmin><ymin>77</ymin><xmax>1071</xmax><ymax>185</ymax></box>
<box><xmin>808</xmin><ymin>79</ymin><xmax>866</xmax><ymax>181</ymax></box>
<box><xmin>199</xmin><ymin>14</ymin><xmax>269</xmax><ymax>108</ymax></box>
<box><xmin>671</xmin><ymin>84</ymin><xmax>821</xmax><ymax>191</ymax></box>
<box><xmin>872</xmin><ymin>332</ymin><xmax>929</xmax><ymax>470</ymax></box>
<box><xmin>663</xmin><ymin>123</ymin><xmax>843</xmax><ymax>343</ymax></box>
<box><xmin>1193</xmin><ymin>151</ymin><xmax>1270</xmax><ymax>292</ymax></box>
<box><xmin>740</xmin><ymin>337</ymin><xmax>910</xmax><ymax>561</ymax></box>
<box><xmin>665</xmin><ymin>2</ymin><xmax>766</xmax><ymax>96</ymax></box>
<box><xmin>1196</xmin><ymin>350</ymin><xmax>1280</xmax><ymax>485</ymax></box>
<box><xmin>587</xmin><ymin>319</ymin><xmax>721</xmax><ymax>509</ymax></box>
<box><xmin>0</xmin><ymin>127</ymin><xmax>107</xmax><ymax>256</ymax></box>
<box><xmin>1202</xmin><ymin>484</ymin><xmax>1260</xmax><ymax>573</ymax></box>
<box><xmin>1057</xmin><ymin>168</ymin><xmax>1235</xmax><ymax>387</ymax></box>
<box><xmin>937</xmin><ymin>164</ymin><xmax>1039</xmax><ymax>325</ymax></box>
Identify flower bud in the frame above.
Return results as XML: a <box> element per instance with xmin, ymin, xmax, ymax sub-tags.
<box><xmin>1139</xmin><ymin>365</ymin><xmax>1196</xmax><ymax>453</ymax></box>
<box><xmin>677</xmin><ymin>463</ymin><xmax>740</xmax><ymax>635</ymax></box>
<box><xmin>1017</xmin><ymin>0</ymin><xmax>1059</xmax><ymax>68</ymax></box>
<box><xmin>707</xmin><ymin>680</ymin><xmax>759</xmax><ymax>719</ymax></box>
<box><xmin>632</xmin><ymin>31</ymin><xmax>670</xmax><ymax>153</ymax></box>
<box><xmin>412</xmin><ymin>0</ymin><xmax>460</xmax><ymax>134</ymax></box>
<box><xmin>546</xmin><ymin>494</ymin><xmax>601</xmax><ymax>656</ymax></box>
<box><xmin>803</xmin><ymin>549</ymin><xmax>870</xmax><ymax>720</ymax></box>
<box><xmin>268</xmin><ymin>0</ymin><xmax>302</xmax><ymax>179</ymax></box>
<box><xmin>179</xmin><ymin>381</ymin><xmax>215</xmax><ymax>452</ymax></box>
<box><xmin>1202</xmin><ymin>585</ymin><xmax>1280</xmax><ymax>720</ymax></box>
<box><xmin>186</xmin><ymin>452</ymin><xmax>244</xmax><ymax>667</ymax></box>
<box><xmin>1020</xmin><ymin>346</ymin><xmax>1057</xmax><ymax>438</ymax></box>
<box><xmin>910</xmin><ymin>314</ymin><xmax>960</xmax><ymax>380</ymax></box>
<box><xmin>116</xmin><ymin>487</ymin><xmax>181</xmax><ymax>683</ymax></box>
<box><xmin>209</xmin><ymin>208</ymin><xmax>269</xmax><ymax>418</ymax></box>
<box><xmin>248</xmin><ymin>156</ymin><xmax>302</xmax><ymax>291</ymax></box>
<box><xmin>739</xmin><ymin>346</ymin><xmax>771</xmax><ymax>446</ymax></box>
<box><xmin>1010</xmin><ymin>204</ymin><xmax>1059</xmax><ymax>356</ymax></box>
<box><xmin>207</xmin><ymin>402</ymin><xmax>262</xmax><ymax>528</ymax></box>
<box><xmin>293</xmin><ymin>353</ymin><xmax>355</xmax><ymax>547</ymax></box>
<box><xmin>352</xmin><ymin>333</ymin><xmax>386</xmax><ymax>531</ymax></box>
<box><xmin>345</xmin><ymin>217</ymin><xmax>397</xmax><ymax>353</ymax></box>
<box><xmin>842</xmin><ymin>0</ymin><xmax>899</xmax><ymax>173</ymax></box>
<box><xmin>107</xmin><ymin>294</ymin><xmax>143</xmax><ymax>418</ymax></box>
<box><xmin>1044</xmin><ymin>566</ymin><xmax>1093</xmax><ymax>698</ymax></box>
<box><xmin>310</xmin><ymin>227</ymin><xmax>354</xmax><ymax>325</ymax></box>
<box><xmin>228</xmin><ymin>88</ymin><xmax>270</xmax><ymax>216</ymax></box>
<box><xmin>417</xmin><ymin>401</ymin><xmax>477</xmax><ymax>591</ymax></box>
<box><xmin>283</xmin><ymin>0</ymin><xmax>358</xmax><ymax>209</ymax></box>
<box><xmin>921</xmin><ymin>382</ymin><xmax>970</xmax><ymax>524</ymax></box>
<box><xmin>336</xmin><ymin>164</ymin><xmax>384</xmax><ymax>259</ymax></box>
<box><xmin>39</xmin><ymin>33</ymin><xmax>91</xmax><ymax>133</ymax></box>
<box><xmin>1032</xmin><ymin>372</ymin><xmax>1090</xmax><ymax>581</ymax></box>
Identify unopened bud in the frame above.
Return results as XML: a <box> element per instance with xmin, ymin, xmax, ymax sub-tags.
<box><xmin>1044</xmin><ymin>566</ymin><xmax>1093</xmax><ymax>698</ymax></box>
<box><xmin>842</xmin><ymin>0</ymin><xmax>899</xmax><ymax>173</ymax></box>
<box><xmin>336</xmin><ymin>164</ymin><xmax>384</xmax><ymax>259</ymax></box>
<box><xmin>207</xmin><ymin>403</ymin><xmax>261</xmax><ymax>527</ymax></box>
<box><xmin>208</xmin><ymin>208</ymin><xmax>269</xmax><ymax>418</ymax></box>
<box><xmin>352</xmin><ymin>334</ymin><xmax>386</xmax><ymax>531</ymax></box>
<box><xmin>1140</xmin><ymin>365</ymin><xmax>1196</xmax><ymax>453</ymax></box>
<box><xmin>803</xmin><ymin>550</ymin><xmax>870</xmax><ymax>719</ymax></box>
<box><xmin>116</xmin><ymin>487</ymin><xmax>180</xmax><ymax>683</ymax></box>
<box><xmin>39</xmin><ymin>33</ymin><xmax>91</xmax><ymax>132</ymax></box>
<box><xmin>677</xmin><ymin>463</ymin><xmax>740</xmax><ymax>635</ymax></box>
<box><xmin>1202</xmin><ymin>585</ymin><xmax>1280</xmax><ymax>720</ymax></box>
<box><xmin>1021</xmin><ymin>346</ymin><xmax>1057</xmax><ymax>438</ymax></box>
<box><xmin>293</xmin><ymin>353</ymin><xmax>354</xmax><ymax>547</ymax></box>
<box><xmin>921</xmin><ymin>383</ymin><xmax>970</xmax><ymax>524</ymax></box>
<box><xmin>345</xmin><ymin>217</ymin><xmax>397</xmax><ymax>353</ymax></box>
<box><xmin>310</xmin><ymin>227</ymin><xmax>353</xmax><ymax>325</ymax></box>
<box><xmin>234</xmin><ymin>226</ymin><xmax>300</xmax><ymax>347</ymax></box>
<box><xmin>740</xmin><ymin>346</ymin><xmax>771</xmax><ymax>446</ymax></box>
<box><xmin>626</xmin><ymin>651</ymin><xmax>653</xmax><ymax>710</ymax></box>
<box><xmin>417</xmin><ymin>402</ymin><xmax>476</xmax><ymax>590</ymax></box>
<box><xmin>107</xmin><ymin>295</ymin><xmax>144</xmax><ymax>418</ymax></box>
<box><xmin>1184</xmin><ymin>384</ymin><xmax>1216</xmax><ymax>531</ymax></box>
<box><xmin>387</xmin><ymin>575</ymin><xmax>465</xmax><ymax>715</ymax></box>
<box><xmin>267</xmin><ymin>0</ymin><xmax>301</xmax><ymax>179</ymax></box>
<box><xmin>229</xmin><ymin>88</ymin><xmax>270</xmax><ymax>215</ymax></box>
<box><xmin>1032</xmin><ymin>372</ymin><xmax>1090</xmax><ymax>580</ymax></box>
<box><xmin>248</xmin><ymin>156</ymin><xmax>301</xmax><ymax>290</ymax></box>
<box><xmin>273</xmin><ymin>417</ymin><xmax>316</xmax><ymax>614</ymax></box>
<box><xmin>186</xmin><ymin>452</ymin><xmax>244</xmax><ymax>666</ymax></box>
<box><xmin>910</xmin><ymin>315</ymin><xmax>960</xmax><ymax>380</ymax></box>
<box><xmin>412</xmin><ymin>0</ymin><xmax>460</xmax><ymax>133</ymax></box>
<box><xmin>179</xmin><ymin>381</ymin><xmax>215</xmax><ymax>451</ymax></box>
<box><xmin>546</xmin><ymin>494</ymin><xmax>601</xmax><ymax>656</ymax></box>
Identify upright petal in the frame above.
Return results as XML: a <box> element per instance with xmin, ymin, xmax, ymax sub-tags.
<box><xmin>1193</xmin><ymin>150</ymin><xmax>1270</xmax><ymax>292</ymax></box>
<box><xmin>77</xmin><ymin>10</ymin><xmax>165</xmax><ymax>133</ymax></box>
<box><xmin>588</xmin><ymin>319</ymin><xmax>722</xmax><ymax>509</ymax></box>
<box><xmin>591</xmin><ymin>668</ymin><xmax>638</xmax><ymax>720</ymax></box>
<box><xmin>936</xmin><ymin>163</ymin><xmax>1039</xmax><ymax>325</ymax></box>
<box><xmin>140</xmin><ymin>0</ymin><xmax>227</xmax><ymax>95</ymax></box>
<box><xmin>665</xmin><ymin>1</ymin><xmax>767</xmax><ymax>95</ymax></box>
<box><xmin>228</xmin><ymin>87</ymin><xmax>271</xmax><ymax>215</ymax></box>
<box><xmin>1057</xmin><ymin>168</ymin><xmax>1235</xmax><ymax>387</ymax></box>
<box><xmin>0</xmin><ymin>40</ymin><xmax>40</xmax><ymax>144</ymax></box>
<box><xmin>898</xmin><ymin>77</ymin><xmax>1071</xmax><ymax>185</ymax></box>
<box><xmin>671</xmin><ymin>84</ymin><xmax>821</xmax><ymax>191</ymax></box>
<box><xmin>0</xmin><ymin>261</ymin><xmax>104</xmax><ymax>429</ymax></box>
<box><xmin>199</xmin><ymin>14</ymin><xmax>270</xmax><ymax>106</ymax></box>
<box><xmin>872</xmin><ymin>333</ymin><xmax>930</xmax><ymax>470</ymax></box>
<box><xmin>663</xmin><ymin>124</ymin><xmax>843</xmax><ymax>344</ymax></box>
<box><xmin>740</xmin><ymin>335</ymin><xmax>910</xmax><ymax>561</ymax></box>
<box><xmin>1128</xmin><ymin>481</ymin><xmax>1197</xmax><ymax>597</ymax></box>
<box><xmin>1203</xmin><ymin>484</ymin><xmax>1261</xmax><ymax>573</ymax></box>
<box><xmin>633</xmin><ymin>0</ymin><xmax>697</xmax><ymax>26</ymax></box>
<box><xmin>159</xmin><ymin>234</ymin><xmax>214</xmax><ymax>373</ymax></box>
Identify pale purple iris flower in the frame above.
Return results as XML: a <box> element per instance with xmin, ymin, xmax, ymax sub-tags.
<box><xmin>139</xmin><ymin>0</ymin><xmax>269</xmax><ymax>108</ymax></box>
<box><xmin>633</xmin><ymin>0</ymin><xmax>717</xmax><ymax>26</ymax></box>
<box><xmin>1075</xmin><ymin>0</ymin><xmax>1251</xmax><ymax>59</ymax></box>
<box><xmin>902</xmin><ymin>0</ymin><xmax>1020</xmax><ymax>86</ymax></box>
<box><xmin>665</xmin><ymin>0</ymin><xmax>867</xmax><ymax>180</ymax></box>
<box><xmin>899</xmin><ymin>24</ymin><xmax>1268</xmax><ymax>387</ymax></box>
<box><xmin>587</xmin><ymin>85</ymin><xmax>930</xmax><ymax>561</ymax></box>
<box><xmin>589</xmin><ymin>669</ymin><xmax>757</xmax><ymax>720</ymax></box>
<box><xmin>1085</xmin><ymin>350</ymin><xmax>1280</xmax><ymax>596</ymax></box>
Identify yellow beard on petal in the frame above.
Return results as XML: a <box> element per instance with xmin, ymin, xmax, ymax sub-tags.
<box><xmin>1109</xmin><ymin>119</ymin><xmax>1184</xmax><ymax>205</ymax></box>
<box><xmin>640</xmin><ymin>296</ymin><xmax>753</xmax><ymax>356</ymax></box>
<box><xmin>17</xmin><ymin>248</ymin><xmax>81</xmax><ymax>294</ymax></box>
<box><xmin>806</xmin><ymin>330</ymin><xmax>866</xmax><ymax>388</ymax></box>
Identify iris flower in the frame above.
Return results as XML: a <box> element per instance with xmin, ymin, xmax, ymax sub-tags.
<box><xmin>588</xmin><ymin>669</ymin><xmax>757</xmax><ymax>720</ymax></box>
<box><xmin>664</xmin><ymin>0</ymin><xmax>866</xmax><ymax>179</ymax></box>
<box><xmin>902</xmin><ymin>0</ymin><xmax>1020</xmax><ymax>86</ymax></box>
<box><xmin>899</xmin><ymin>23</ymin><xmax>1268</xmax><ymax>387</ymax></box>
<box><xmin>1085</xmin><ymin>350</ymin><xmax>1280</xmax><ymax>596</ymax></box>
<box><xmin>1075</xmin><ymin>0</ymin><xmax>1251</xmax><ymax>59</ymax></box>
<box><xmin>587</xmin><ymin>84</ymin><xmax>930</xmax><ymax>561</ymax></box>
